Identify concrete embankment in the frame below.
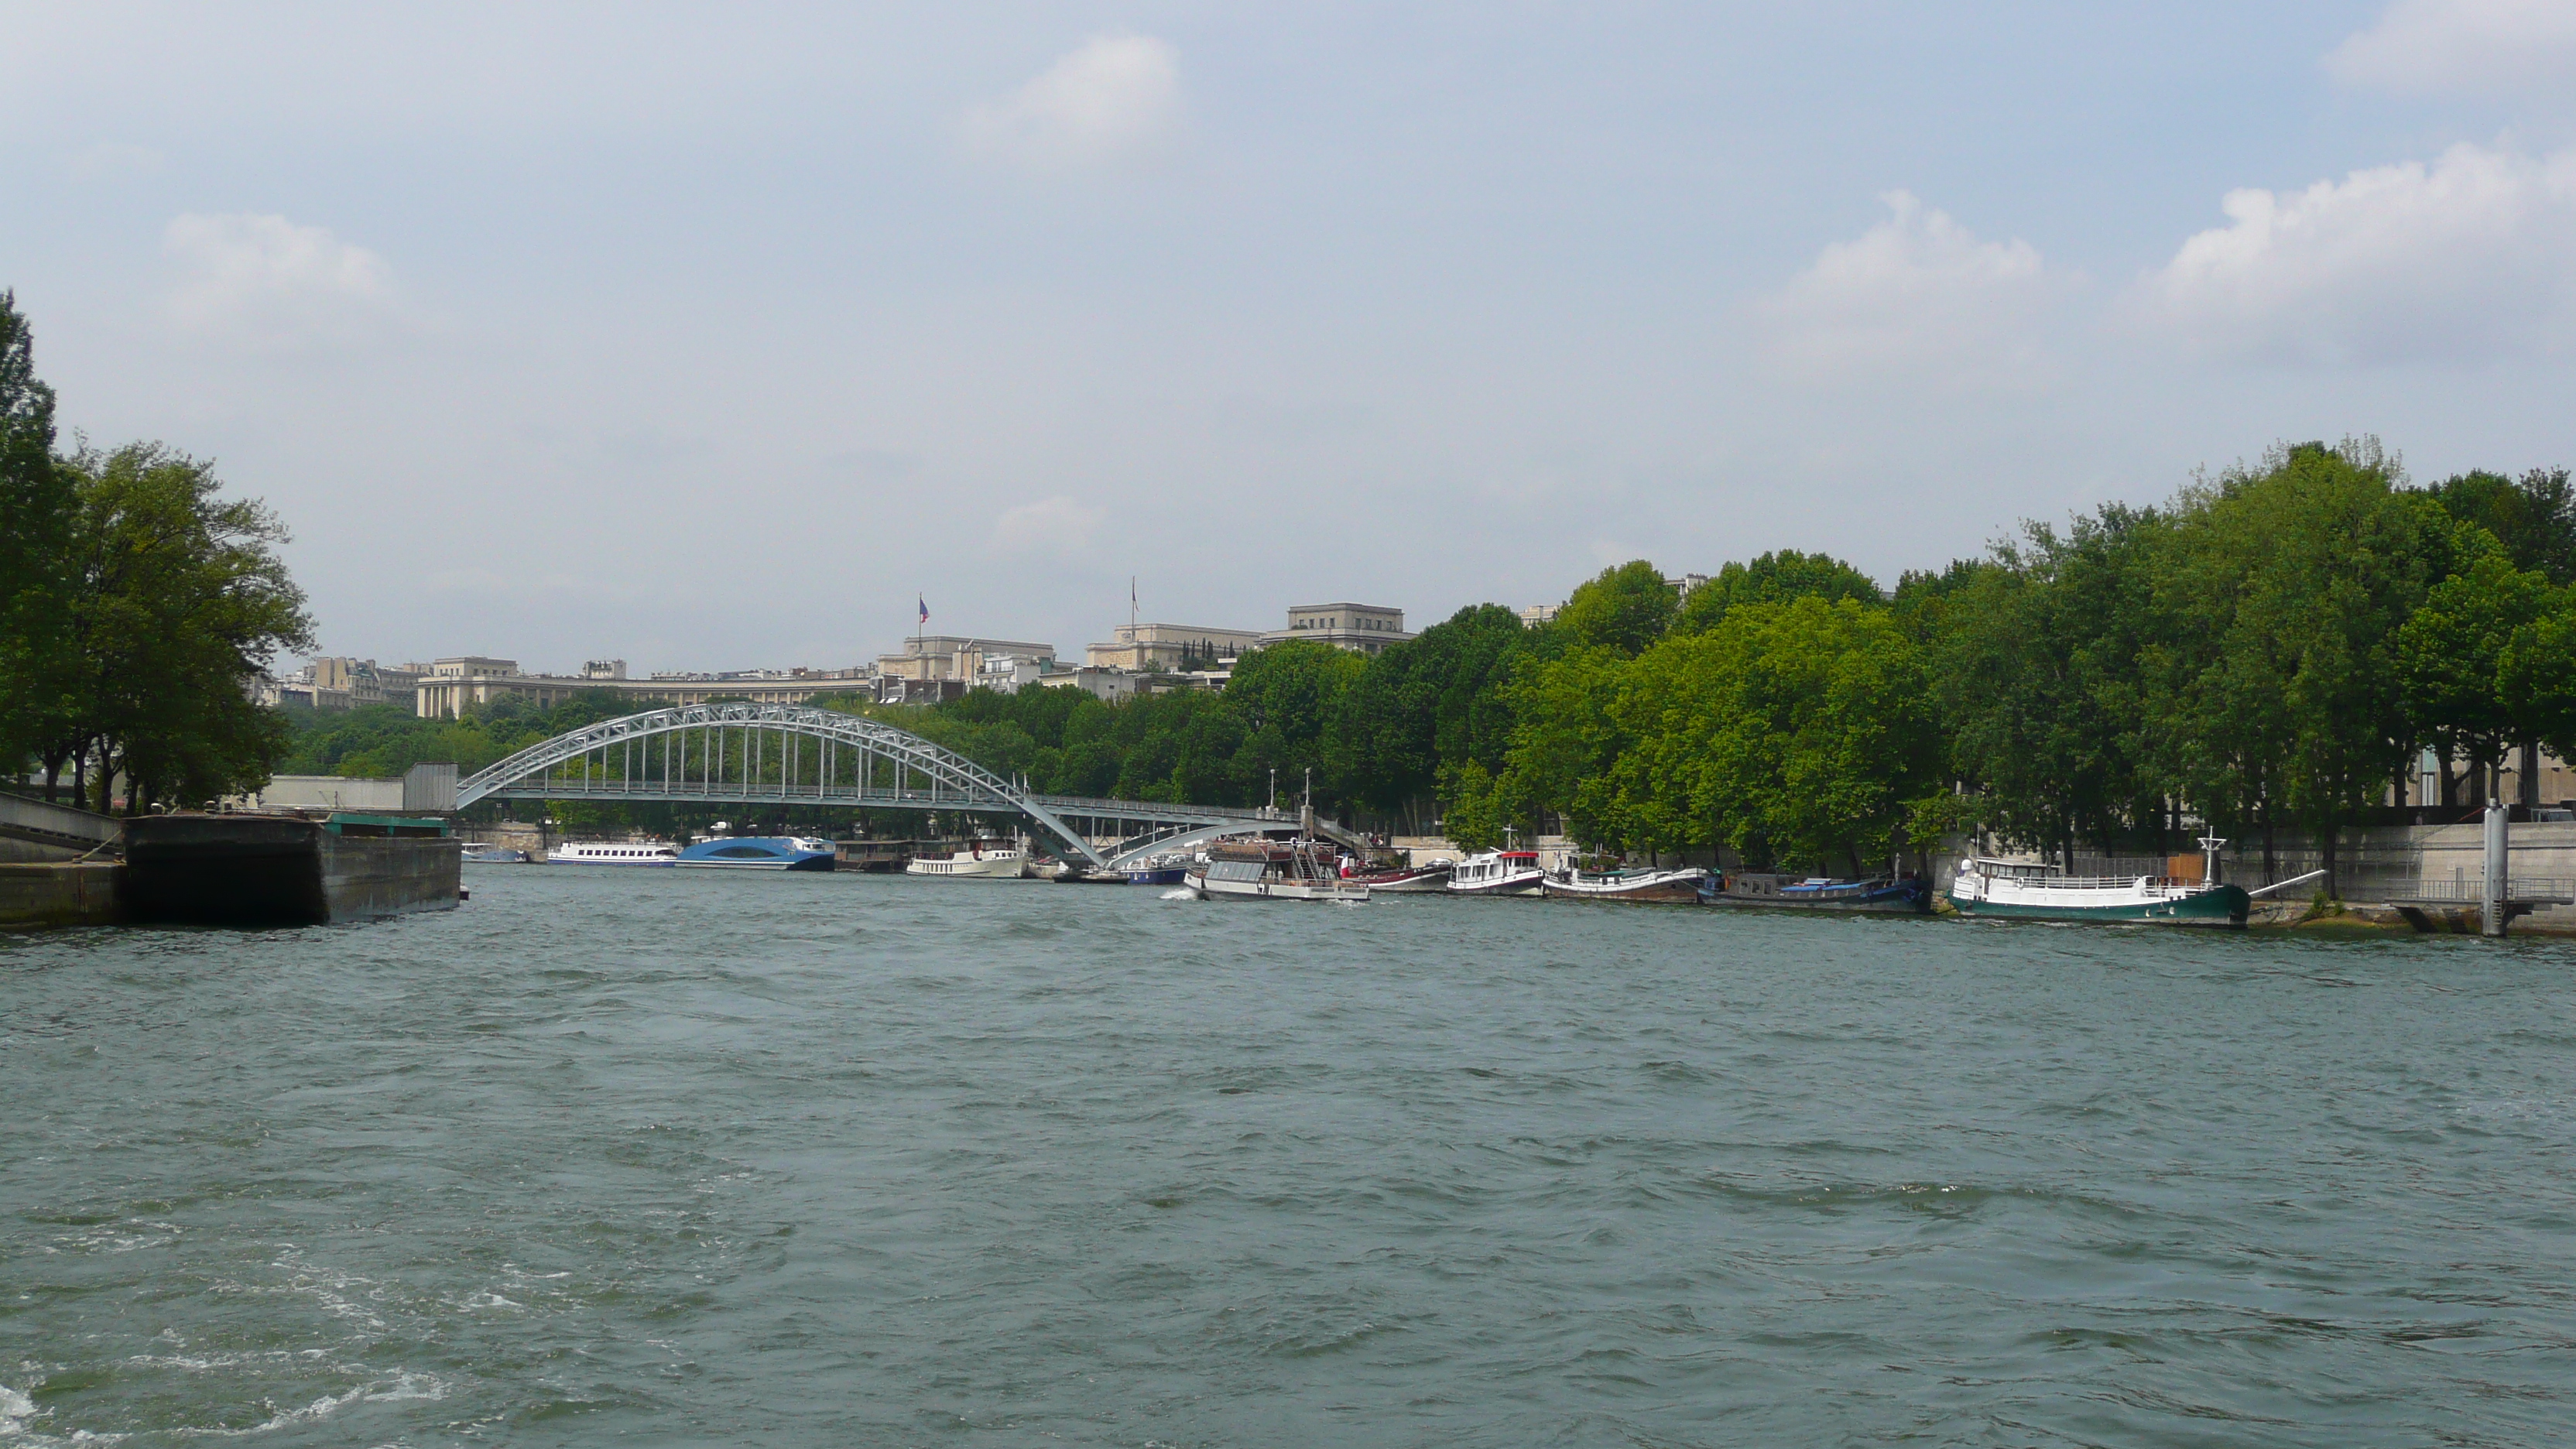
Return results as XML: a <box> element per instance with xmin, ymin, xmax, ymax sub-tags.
<box><xmin>0</xmin><ymin>862</ymin><xmax>123</xmax><ymax>927</ymax></box>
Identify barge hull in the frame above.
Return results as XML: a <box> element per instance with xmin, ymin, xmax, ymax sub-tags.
<box><xmin>124</xmin><ymin>817</ymin><xmax>457</xmax><ymax>927</ymax></box>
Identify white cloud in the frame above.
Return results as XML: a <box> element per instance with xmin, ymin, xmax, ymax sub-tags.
<box><xmin>964</xmin><ymin>36</ymin><xmax>1181</xmax><ymax>169</ymax></box>
<box><xmin>1757</xmin><ymin>191</ymin><xmax>2065</xmax><ymax>385</ymax></box>
<box><xmin>163</xmin><ymin>212</ymin><xmax>402</xmax><ymax>349</ymax></box>
<box><xmin>989</xmin><ymin>495</ymin><xmax>1105</xmax><ymax>557</ymax></box>
<box><xmin>2136</xmin><ymin>142</ymin><xmax>2576</xmax><ymax>365</ymax></box>
<box><xmin>2326</xmin><ymin>0</ymin><xmax>2576</xmax><ymax>96</ymax></box>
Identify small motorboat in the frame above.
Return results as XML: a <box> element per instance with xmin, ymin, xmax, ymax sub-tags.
<box><xmin>459</xmin><ymin>842</ymin><xmax>529</xmax><ymax>863</ymax></box>
<box><xmin>1703</xmin><ymin>872</ymin><xmax>1930</xmax><ymax>913</ymax></box>
<box><xmin>675</xmin><ymin>835</ymin><xmax>837</xmax><ymax>871</ymax></box>
<box><xmin>1123</xmin><ymin>852</ymin><xmax>1193</xmax><ymax>886</ymax></box>
<box><xmin>1447</xmin><ymin>849</ymin><xmax>1545</xmax><ymax>896</ymax></box>
<box><xmin>1541</xmin><ymin>865</ymin><xmax>1707</xmax><ymax>902</ymax></box>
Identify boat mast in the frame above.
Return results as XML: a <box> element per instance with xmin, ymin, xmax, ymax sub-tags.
<box><xmin>2198</xmin><ymin>834</ymin><xmax>2226</xmax><ymax>886</ymax></box>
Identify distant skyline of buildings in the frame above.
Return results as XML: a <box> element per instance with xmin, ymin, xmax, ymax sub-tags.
<box><xmin>264</xmin><ymin>596</ymin><xmax>1439</xmax><ymax>719</ymax></box>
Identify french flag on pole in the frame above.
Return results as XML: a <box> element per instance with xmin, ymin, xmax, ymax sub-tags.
<box><xmin>918</xmin><ymin>594</ymin><xmax>930</xmax><ymax>625</ymax></box>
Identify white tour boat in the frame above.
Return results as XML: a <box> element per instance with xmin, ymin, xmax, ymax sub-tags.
<box><xmin>548</xmin><ymin>840</ymin><xmax>678</xmax><ymax>866</ymax></box>
<box><xmin>906</xmin><ymin>838</ymin><xmax>1029</xmax><ymax>879</ymax></box>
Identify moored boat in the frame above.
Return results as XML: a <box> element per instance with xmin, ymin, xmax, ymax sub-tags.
<box><xmin>548</xmin><ymin>840</ymin><xmax>678</xmax><ymax>865</ymax></box>
<box><xmin>1947</xmin><ymin>838</ymin><xmax>2248</xmax><ymax>927</ymax></box>
<box><xmin>1541</xmin><ymin>865</ymin><xmax>1707</xmax><ymax>902</ymax></box>
<box><xmin>1349</xmin><ymin>860</ymin><xmax>1452</xmax><ymax>892</ymax></box>
<box><xmin>676</xmin><ymin>835</ymin><xmax>836</xmax><ymax>871</ymax></box>
<box><xmin>1123</xmin><ymin>852</ymin><xmax>1193</xmax><ymax>886</ymax></box>
<box><xmin>1188</xmin><ymin>839</ymin><xmax>1368</xmax><ymax>903</ymax></box>
<box><xmin>906</xmin><ymin>838</ymin><xmax>1029</xmax><ymax>879</ymax></box>
<box><xmin>1447</xmin><ymin>849</ymin><xmax>1545</xmax><ymax>896</ymax></box>
<box><xmin>1702</xmin><ymin>872</ymin><xmax>1930</xmax><ymax>913</ymax></box>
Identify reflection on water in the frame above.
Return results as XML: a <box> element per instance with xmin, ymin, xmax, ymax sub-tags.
<box><xmin>3</xmin><ymin>868</ymin><xmax>2572</xmax><ymax>1445</ymax></box>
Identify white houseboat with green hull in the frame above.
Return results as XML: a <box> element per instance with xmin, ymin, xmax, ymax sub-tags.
<box><xmin>1948</xmin><ymin>838</ymin><xmax>2251</xmax><ymax>927</ymax></box>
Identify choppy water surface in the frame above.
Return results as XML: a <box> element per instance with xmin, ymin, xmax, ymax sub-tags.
<box><xmin>5</xmin><ymin>868</ymin><xmax>2574</xmax><ymax>1446</ymax></box>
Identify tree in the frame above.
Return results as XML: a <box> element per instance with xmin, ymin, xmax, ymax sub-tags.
<box><xmin>1930</xmin><ymin>506</ymin><xmax>2164</xmax><ymax>863</ymax></box>
<box><xmin>1437</xmin><ymin>759</ymin><xmax>1505</xmax><ymax>851</ymax></box>
<box><xmin>0</xmin><ymin>292</ymin><xmax>74</xmax><ymax>769</ymax></box>
<box><xmin>1610</xmin><ymin>597</ymin><xmax>1939</xmax><ymax>871</ymax></box>
<box><xmin>2394</xmin><ymin>553</ymin><xmax>2552</xmax><ymax>806</ymax></box>
<box><xmin>2150</xmin><ymin>440</ymin><xmax>2466</xmax><ymax>879</ymax></box>
<box><xmin>2502</xmin><ymin>600</ymin><xmax>2576</xmax><ymax>789</ymax></box>
<box><xmin>1331</xmin><ymin>603</ymin><xmax>1530</xmax><ymax>823</ymax></box>
<box><xmin>2423</xmin><ymin>468</ymin><xmax>2576</xmax><ymax>585</ymax></box>
<box><xmin>1224</xmin><ymin>639</ymin><xmax>1363</xmax><ymax>807</ymax></box>
<box><xmin>1552</xmin><ymin>560</ymin><xmax>1677</xmax><ymax>656</ymax></box>
<box><xmin>1673</xmin><ymin>549</ymin><xmax>1883</xmax><ymax>635</ymax></box>
<box><xmin>1494</xmin><ymin>645</ymin><xmax>1632</xmax><ymax>845</ymax></box>
<box><xmin>48</xmin><ymin>444</ymin><xmax>313</xmax><ymax>811</ymax></box>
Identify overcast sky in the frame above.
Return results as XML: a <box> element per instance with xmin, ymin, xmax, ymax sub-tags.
<box><xmin>5</xmin><ymin>1</ymin><xmax>2574</xmax><ymax>674</ymax></box>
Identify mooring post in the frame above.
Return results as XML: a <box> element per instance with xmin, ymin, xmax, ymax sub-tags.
<box><xmin>2483</xmin><ymin>798</ymin><xmax>2509</xmax><ymax>937</ymax></box>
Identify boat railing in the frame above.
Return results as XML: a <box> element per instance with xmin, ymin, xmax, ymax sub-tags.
<box><xmin>1986</xmin><ymin>871</ymin><xmax>2195</xmax><ymax>891</ymax></box>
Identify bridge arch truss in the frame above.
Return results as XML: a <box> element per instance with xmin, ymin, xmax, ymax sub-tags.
<box><xmin>451</xmin><ymin>702</ymin><xmax>1301</xmax><ymax>870</ymax></box>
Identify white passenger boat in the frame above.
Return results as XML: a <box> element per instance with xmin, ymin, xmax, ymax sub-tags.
<box><xmin>1188</xmin><ymin>840</ymin><xmax>1369</xmax><ymax>903</ymax></box>
<box><xmin>548</xmin><ymin>840</ymin><xmax>678</xmax><ymax>866</ymax></box>
<box><xmin>906</xmin><ymin>838</ymin><xmax>1029</xmax><ymax>879</ymax></box>
<box><xmin>1447</xmin><ymin>849</ymin><xmax>1545</xmax><ymax>896</ymax></box>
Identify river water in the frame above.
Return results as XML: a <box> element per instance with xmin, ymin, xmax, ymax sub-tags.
<box><xmin>4</xmin><ymin>867</ymin><xmax>2573</xmax><ymax>1446</ymax></box>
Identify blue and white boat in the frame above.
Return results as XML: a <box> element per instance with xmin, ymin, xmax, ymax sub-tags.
<box><xmin>675</xmin><ymin>836</ymin><xmax>837</xmax><ymax>871</ymax></box>
<box><xmin>1124</xmin><ymin>852</ymin><xmax>1191</xmax><ymax>886</ymax></box>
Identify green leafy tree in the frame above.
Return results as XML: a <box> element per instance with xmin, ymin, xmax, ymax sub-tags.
<box><xmin>1224</xmin><ymin>638</ymin><xmax>1363</xmax><ymax>806</ymax></box>
<box><xmin>2501</xmin><ymin>600</ymin><xmax>2576</xmax><ymax>784</ymax></box>
<box><xmin>1930</xmin><ymin>505</ymin><xmax>2165</xmax><ymax>862</ymax></box>
<box><xmin>51</xmin><ymin>444</ymin><xmax>314</xmax><ymax>810</ymax></box>
<box><xmin>0</xmin><ymin>292</ymin><xmax>74</xmax><ymax>770</ymax></box>
<box><xmin>1552</xmin><ymin>560</ymin><xmax>1677</xmax><ymax>656</ymax></box>
<box><xmin>1436</xmin><ymin>759</ymin><xmax>1505</xmax><ymax>851</ymax></box>
<box><xmin>1330</xmin><ymin>603</ymin><xmax>1530</xmax><ymax>822</ymax></box>
<box><xmin>2394</xmin><ymin>553</ymin><xmax>2553</xmax><ymax>805</ymax></box>
<box><xmin>1608</xmin><ymin>597</ymin><xmax>1938</xmax><ymax>870</ymax></box>
<box><xmin>2149</xmin><ymin>440</ymin><xmax>2466</xmax><ymax>876</ymax></box>
<box><xmin>2422</xmin><ymin>468</ymin><xmax>2576</xmax><ymax>584</ymax></box>
<box><xmin>1495</xmin><ymin>645</ymin><xmax>1632</xmax><ymax>844</ymax></box>
<box><xmin>1674</xmin><ymin>549</ymin><xmax>1883</xmax><ymax>635</ymax></box>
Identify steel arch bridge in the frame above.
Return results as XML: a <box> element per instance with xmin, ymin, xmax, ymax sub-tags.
<box><xmin>451</xmin><ymin>702</ymin><xmax>1316</xmax><ymax>870</ymax></box>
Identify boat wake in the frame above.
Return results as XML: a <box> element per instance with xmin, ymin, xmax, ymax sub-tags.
<box><xmin>1160</xmin><ymin>889</ymin><xmax>1197</xmax><ymax>901</ymax></box>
